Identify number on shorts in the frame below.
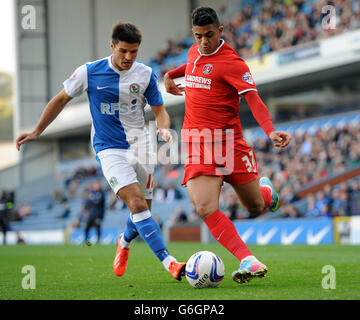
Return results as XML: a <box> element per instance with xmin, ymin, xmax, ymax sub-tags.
<box><xmin>241</xmin><ymin>150</ymin><xmax>256</xmax><ymax>173</ymax></box>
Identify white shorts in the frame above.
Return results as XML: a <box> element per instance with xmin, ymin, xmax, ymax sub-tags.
<box><xmin>96</xmin><ymin>148</ymin><xmax>155</xmax><ymax>199</ymax></box>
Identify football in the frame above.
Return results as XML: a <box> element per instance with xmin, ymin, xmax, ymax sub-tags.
<box><xmin>185</xmin><ymin>251</ymin><xmax>225</xmax><ymax>288</ymax></box>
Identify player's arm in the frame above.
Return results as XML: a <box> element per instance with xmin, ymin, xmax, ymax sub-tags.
<box><xmin>145</xmin><ymin>70</ymin><xmax>173</xmax><ymax>142</ymax></box>
<box><xmin>243</xmin><ymin>90</ymin><xmax>291</xmax><ymax>149</ymax></box>
<box><xmin>164</xmin><ymin>64</ymin><xmax>186</xmax><ymax>96</ymax></box>
<box><xmin>151</xmin><ymin>104</ymin><xmax>173</xmax><ymax>143</ymax></box>
<box><xmin>223</xmin><ymin>59</ymin><xmax>291</xmax><ymax>149</ymax></box>
<box><xmin>16</xmin><ymin>90</ymin><xmax>73</xmax><ymax>150</ymax></box>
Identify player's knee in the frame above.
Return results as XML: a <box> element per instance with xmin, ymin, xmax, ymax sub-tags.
<box><xmin>127</xmin><ymin>197</ymin><xmax>148</xmax><ymax>213</ymax></box>
<box><xmin>195</xmin><ymin>202</ymin><xmax>218</xmax><ymax>220</ymax></box>
<box><xmin>246</xmin><ymin>200</ymin><xmax>265</xmax><ymax>216</ymax></box>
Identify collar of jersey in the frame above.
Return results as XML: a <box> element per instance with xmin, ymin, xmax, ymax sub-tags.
<box><xmin>108</xmin><ymin>55</ymin><xmax>136</xmax><ymax>75</ymax></box>
<box><xmin>197</xmin><ymin>39</ymin><xmax>225</xmax><ymax>56</ymax></box>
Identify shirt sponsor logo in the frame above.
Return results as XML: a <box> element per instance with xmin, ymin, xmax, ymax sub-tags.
<box><xmin>203</xmin><ymin>64</ymin><xmax>213</xmax><ymax>74</ymax></box>
<box><xmin>129</xmin><ymin>83</ymin><xmax>140</xmax><ymax>94</ymax></box>
<box><xmin>185</xmin><ymin>74</ymin><xmax>212</xmax><ymax>90</ymax></box>
<box><xmin>242</xmin><ymin>72</ymin><xmax>254</xmax><ymax>85</ymax></box>
<box><xmin>100</xmin><ymin>102</ymin><xmax>138</xmax><ymax>117</ymax></box>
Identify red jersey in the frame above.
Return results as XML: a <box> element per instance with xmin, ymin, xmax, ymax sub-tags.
<box><xmin>167</xmin><ymin>40</ymin><xmax>275</xmax><ymax>185</ymax></box>
<box><xmin>176</xmin><ymin>40</ymin><xmax>258</xmax><ymax>135</ymax></box>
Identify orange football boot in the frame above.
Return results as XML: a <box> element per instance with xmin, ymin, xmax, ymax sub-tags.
<box><xmin>169</xmin><ymin>260</ymin><xmax>186</xmax><ymax>281</ymax></box>
<box><xmin>113</xmin><ymin>234</ymin><xmax>129</xmax><ymax>277</ymax></box>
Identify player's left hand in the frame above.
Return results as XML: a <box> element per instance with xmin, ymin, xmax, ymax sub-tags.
<box><xmin>156</xmin><ymin>128</ymin><xmax>173</xmax><ymax>143</ymax></box>
<box><xmin>269</xmin><ymin>131</ymin><xmax>292</xmax><ymax>149</ymax></box>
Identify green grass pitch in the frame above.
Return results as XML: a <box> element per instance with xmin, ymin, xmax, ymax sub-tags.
<box><xmin>0</xmin><ymin>242</ymin><xmax>359</xmax><ymax>300</ymax></box>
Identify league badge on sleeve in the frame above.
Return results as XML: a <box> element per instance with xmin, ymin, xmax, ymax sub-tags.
<box><xmin>242</xmin><ymin>72</ymin><xmax>254</xmax><ymax>85</ymax></box>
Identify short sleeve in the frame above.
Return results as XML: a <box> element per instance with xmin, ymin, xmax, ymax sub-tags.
<box><xmin>222</xmin><ymin>59</ymin><xmax>258</xmax><ymax>96</ymax></box>
<box><xmin>63</xmin><ymin>64</ymin><xmax>88</xmax><ymax>98</ymax></box>
<box><xmin>144</xmin><ymin>71</ymin><xmax>164</xmax><ymax>106</ymax></box>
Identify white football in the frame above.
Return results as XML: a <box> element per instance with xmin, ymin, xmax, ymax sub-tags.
<box><xmin>185</xmin><ymin>251</ymin><xmax>225</xmax><ymax>288</ymax></box>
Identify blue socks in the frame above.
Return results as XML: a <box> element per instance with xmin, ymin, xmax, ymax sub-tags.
<box><xmin>126</xmin><ymin>210</ymin><xmax>170</xmax><ymax>262</ymax></box>
<box><xmin>123</xmin><ymin>214</ymin><xmax>139</xmax><ymax>243</ymax></box>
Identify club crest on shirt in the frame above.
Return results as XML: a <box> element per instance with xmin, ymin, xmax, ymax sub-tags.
<box><xmin>242</xmin><ymin>72</ymin><xmax>254</xmax><ymax>85</ymax></box>
<box><xmin>203</xmin><ymin>64</ymin><xmax>213</xmax><ymax>74</ymax></box>
<box><xmin>129</xmin><ymin>83</ymin><xmax>140</xmax><ymax>94</ymax></box>
<box><xmin>109</xmin><ymin>177</ymin><xmax>118</xmax><ymax>187</ymax></box>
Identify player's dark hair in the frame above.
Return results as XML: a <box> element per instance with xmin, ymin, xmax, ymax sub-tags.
<box><xmin>192</xmin><ymin>7</ymin><xmax>220</xmax><ymax>27</ymax></box>
<box><xmin>111</xmin><ymin>22</ymin><xmax>142</xmax><ymax>44</ymax></box>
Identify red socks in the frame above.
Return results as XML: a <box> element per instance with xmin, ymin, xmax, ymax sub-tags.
<box><xmin>204</xmin><ymin>210</ymin><xmax>252</xmax><ymax>261</ymax></box>
<box><xmin>204</xmin><ymin>184</ymin><xmax>272</xmax><ymax>261</ymax></box>
<box><xmin>260</xmin><ymin>186</ymin><xmax>272</xmax><ymax>208</ymax></box>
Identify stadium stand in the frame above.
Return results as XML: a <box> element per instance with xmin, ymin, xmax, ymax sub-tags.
<box><xmin>221</xmin><ymin>111</ymin><xmax>360</xmax><ymax>219</ymax></box>
<box><xmin>147</xmin><ymin>0</ymin><xmax>360</xmax><ymax>77</ymax></box>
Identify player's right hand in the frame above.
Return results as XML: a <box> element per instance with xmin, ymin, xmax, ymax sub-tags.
<box><xmin>269</xmin><ymin>131</ymin><xmax>292</xmax><ymax>149</ymax></box>
<box><xmin>16</xmin><ymin>132</ymin><xmax>39</xmax><ymax>151</ymax></box>
<box><xmin>164</xmin><ymin>73</ymin><xmax>184</xmax><ymax>96</ymax></box>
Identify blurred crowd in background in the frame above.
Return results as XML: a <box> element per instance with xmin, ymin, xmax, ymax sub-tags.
<box><xmin>219</xmin><ymin>122</ymin><xmax>360</xmax><ymax>220</ymax></box>
<box><xmin>148</xmin><ymin>0</ymin><xmax>360</xmax><ymax>77</ymax></box>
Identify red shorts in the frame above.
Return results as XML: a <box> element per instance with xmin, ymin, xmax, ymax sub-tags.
<box><xmin>182</xmin><ymin>134</ymin><xmax>258</xmax><ymax>185</ymax></box>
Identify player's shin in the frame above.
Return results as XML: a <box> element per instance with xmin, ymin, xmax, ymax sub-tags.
<box><xmin>121</xmin><ymin>213</ymin><xmax>139</xmax><ymax>248</ymax></box>
<box><xmin>132</xmin><ymin>210</ymin><xmax>175</xmax><ymax>269</ymax></box>
<box><xmin>204</xmin><ymin>209</ymin><xmax>252</xmax><ymax>261</ymax></box>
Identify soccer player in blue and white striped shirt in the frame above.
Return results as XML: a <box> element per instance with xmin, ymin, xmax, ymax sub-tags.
<box><xmin>16</xmin><ymin>22</ymin><xmax>186</xmax><ymax>281</ymax></box>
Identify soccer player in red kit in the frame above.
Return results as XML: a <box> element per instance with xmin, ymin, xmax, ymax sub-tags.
<box><xmin>164</xmin><ymin>7</ymin><xmax>291</xmax><ymax>284</ymax></box>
